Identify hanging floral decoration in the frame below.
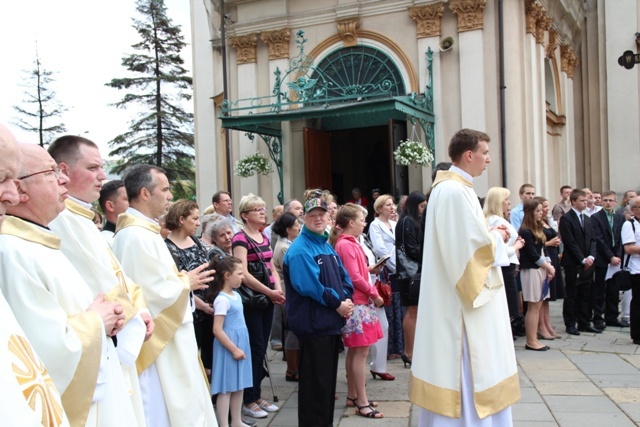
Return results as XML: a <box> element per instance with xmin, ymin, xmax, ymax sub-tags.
<box><xmin>393</xmin><ymin>139</ymin><xmax>434</xmax><ymax>167</ymax></box>
<box><xmin>234</xmin><ymin>152</ymin><xmax>274</xmax><ymax>178</ymax></box>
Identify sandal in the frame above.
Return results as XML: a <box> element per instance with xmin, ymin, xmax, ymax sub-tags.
<box><xmin>355</xmin><ymin>404</ymin><xmax>384</xmax><ymax>418</ymax></box>
<box><xmin>285</xmin><ymin>370</ymin><xmax>299</xmax><ymax>382</ymax></box>
<box><xmin>346</xmin><ymin>396</ymin><xmax>378</xmax><ymax>408</ymax></box>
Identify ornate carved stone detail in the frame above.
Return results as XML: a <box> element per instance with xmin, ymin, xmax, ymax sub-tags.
<box><xmin>408</xmin><ymin>3</ymin><xmax>445</xmax><ymax>38</ymax></box>
<box><xmin>261</xmin><ymin>29</ymin><xmax>291</xmax><ymax>60</ymax></box>
<box><xmin>546</xmin><ymin>30</ymin><xmax>558</xmax><ymax>58</ymax></box>
<box><xmin>449</xmin><ymin>0</ymin><xmax>487</xmax><ymax>32</ymax></box>
<box><xmin>560</xmin><ymin>45</ymin><xmax>578</xmax><ymax>79</ymax></box>
<box><xmin>535</xmin><ymin>14</ymin><xmax>551</xmax><ymax>44</ymax></box>
<box><xmin>525</xmin><ymin>0</ymin><xmax>544</xmax><ymax>35</ymax></box>
<box><xmin>229</xmin><ymin>34</ymin><xmax>258</xmax><ymax>64</ymax></box>
<box><xmin>337</xmin><ymin>18</ymin><xmax>360</xmax><ymax>47</ymax></box>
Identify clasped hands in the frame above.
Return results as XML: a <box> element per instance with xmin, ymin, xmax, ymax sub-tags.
<box><xmin>337</xmin><ymin>298</ymin><xmax>354</xmax><ymax>318</ymax></box>
<box><xmin>490</xmin><ymin>224</ymin><xmax>511</xmax><ymax>243</ymax></box>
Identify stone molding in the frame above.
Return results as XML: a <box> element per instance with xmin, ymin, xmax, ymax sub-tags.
<box><xmin>535</xmin><ymin>13</ymin><xmax>551</xmax><ymax>44</ymax></box>
<box><xmin>525</xmin><ymin>0</ymin><xmax>544</xmax><ymax>35</ymax></box>
<box><xmin>449</xmin><ymin>0</ymin><xmax>487</xmax><ymax>32</ymax></box>
<box><xmin>408</xmin><ymin>3</ymin><xmax>445</xmax><ymax>38</ymax></box>
<box><xmin>560</xmin><ymin>44</ymin><xmax>578</xmax><ymax>79</ymax></box>
<box><xmin>337</xmin><ymin>18</ymin><xmax>360</xmax><ymax>47</ymax></box>
<box><xmin>229</xmin><ymin>34</ymin><xmax>258</xmax><ymax>64</ymax></box>
<box><xmin>546</xmin><ymin>29</ymin><xmax>558</xmax><ymax>58</ymax></box>
<box><xmin>261</xmin><ymin>28</ymin><xmax>291</xmax><ymax>60</ymax></box>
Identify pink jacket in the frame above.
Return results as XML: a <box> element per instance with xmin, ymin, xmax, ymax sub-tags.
<box><xmin>335</xmin><ymin>234</ymin><xmax>379</xmax><ymax>305</ymax></box>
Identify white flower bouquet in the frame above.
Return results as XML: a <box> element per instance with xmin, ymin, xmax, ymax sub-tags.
<box><xmin>234</xmin><ymin>152</ymin><xmax>274</xmax><ymax>177</ymax></box>
<box><xmin>393</xmin><ymin>140</ymin><xmax>434</xmax><ymax>167</ymax></box>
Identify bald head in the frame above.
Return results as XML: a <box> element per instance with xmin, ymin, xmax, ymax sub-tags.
<box><xmin>7</xmin><ymin>144</ymin><xmax>69</xmax><ymax>226</ymax></box>
<box><xmin>0</xmin><ymin>124</ymin><xmax>21</xmax><ymax>228</ymax></box>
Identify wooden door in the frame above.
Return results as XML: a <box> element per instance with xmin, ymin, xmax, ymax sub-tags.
<box><xmin>388</xmin><ymin>119</ymin><xmax>408</xmax><ymax>198</ymax></box>
<box><xmin>304</xmin><ymin>128</ymin><xmax>332</xmax><ymax>191</ymax></box>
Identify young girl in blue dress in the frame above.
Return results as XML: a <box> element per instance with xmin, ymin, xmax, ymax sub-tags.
<box><xmin>209</xmin><ymin>256</ymin><xmax>253</xmax><ymax>427</ymax></box>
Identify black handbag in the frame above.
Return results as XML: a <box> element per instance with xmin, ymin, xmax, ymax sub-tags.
<box><xmin>396</xmin><ymin>217</ymin><xmax>419</xmax><ymax>281</ymax></box>
<box><xmin>614</xmin><ymin>220</ymin><xmax>635</xmax><ymax>292</ymax></box>
<box><xmin>238</xmin><ymin>231</ymin><xmax>273</xmax><ymax>309</ymax></box>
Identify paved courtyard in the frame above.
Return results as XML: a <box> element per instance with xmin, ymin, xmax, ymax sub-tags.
<box><xmin>248</xmin><ymin>300</ymin><xmax>640</xmax><ymax>426</ymax></box>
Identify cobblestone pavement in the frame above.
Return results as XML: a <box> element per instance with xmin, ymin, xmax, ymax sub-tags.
<box><xmin>244</xmin><ymin>300</ymin><xmax>640</xmax><ymax>426</ymax></box>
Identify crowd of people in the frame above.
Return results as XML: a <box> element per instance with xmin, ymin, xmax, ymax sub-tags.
<box><xmin>0</xmin><ymin>122</ymin><xmax>638</xmax><ymax>427</ymax></box>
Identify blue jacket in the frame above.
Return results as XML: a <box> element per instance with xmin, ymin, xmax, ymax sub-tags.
<box><xmin>284</xmin><ymin>227</ymin><xmax>353</xmax><ymax>339</ymax></box>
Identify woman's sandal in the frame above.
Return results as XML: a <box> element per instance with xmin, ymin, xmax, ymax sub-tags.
<box><xmin>355</xmin><ymin>404</ymin><xmax>384</xmax><ymax>418</ymax></box>
<box><xmin>285</xmin><ymin>370</ymin><xmax>299</xmax><ymax>382</ymax></box>
<box><xmin>346</xmin><ymin>396</ymin><xmax>377</xmax><ymax>408</ymax></box>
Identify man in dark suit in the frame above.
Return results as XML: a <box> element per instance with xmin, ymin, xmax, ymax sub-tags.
<box><xmin>591</xmin><ymin>191</ymin><xmax>628</xmax><ymax>328</ymax></box>
<box><xmin>560</xmin><ymin>189</ymin><xmax>599</xmax><ymax>335</ymax></box>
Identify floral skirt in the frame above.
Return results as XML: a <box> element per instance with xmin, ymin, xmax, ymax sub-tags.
<box><xmin>342</xmin><ymin>302</ymin><xmax>383</xmax><ymax>348</ymax></box>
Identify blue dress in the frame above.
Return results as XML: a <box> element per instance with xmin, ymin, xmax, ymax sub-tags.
<box><xmin>211</xmin><ymin>290</ymin><xmax>253</xmax><ymax>395</ymax></box>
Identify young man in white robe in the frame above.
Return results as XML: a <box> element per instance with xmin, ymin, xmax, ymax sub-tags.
<box><xmin>0</xmin><ymin>124</ymin><xmax>70</xmax><ymax>427</ymax></box>
<box><xmin>409</xmin><ymin>129</ymin><xmax>520</xmax><ymax>426</ymax></box>
<box><xmin>0</xmin><ymin>144</ymin><xmax>135</xmax><ymax>427</ymax></box>
<box><xmin>48</xmin><ymin>136</ymin><xmax>154</xmax><ymax>426</ymax></box>
<box><xmin>112</xmin><ymin>164</ymin><xmax>217</xmax><ymax>427</ymax></box>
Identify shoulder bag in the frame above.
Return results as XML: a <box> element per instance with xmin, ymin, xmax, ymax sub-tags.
<box><xmin>396</xmin><ymin>217</ymin><xmax>419</xmax><ymax>281</ymax></box>
<box><xmin>614</xmin><ymin>219</ymin><xmax>635</xmax><ymax>292</ymax></box>
<box><xmin>237</xmin><ymin>231</ymin><xmax>273</xmax><ymax>309</ymax></box>
<box><xmin>375</xmin><ymin>268</ymin><xmax>392</xmax><ymax>306</ymax></box>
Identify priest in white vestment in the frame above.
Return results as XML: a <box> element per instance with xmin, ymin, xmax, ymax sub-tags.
<box><xmin>112</xmin><ymin>164</ymin><xmax>217</xmax><ymax>427</ymax></box>
<box><xmin>0</xmin><ymin>144</ymin><xmax>136</xmax><ymax>427</ymax></box>
<box><xmin>0</xmin><ymin>124</ymin><xmax>70</xmax><ymax>427</ymax></box>
<box><xmin>48</xmin><ymin>136</ymin><xmax>153</xmax><ymax>426</ymax></box>
<box><xmin>409</xmin><ymin>129</ymin><xmax>520</xmax><ymax>426</ymax></box>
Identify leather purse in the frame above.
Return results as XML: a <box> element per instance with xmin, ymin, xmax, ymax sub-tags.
<box><xmin>238</xmin><ymin>231</ymin><xmax>273</xmax><ymax>309</ymax></box>
<box><xmin>375</xmin><ymin>269</ymin><xmax>392</xmax><ymax>306</ymax></box>
<box><xmin>396</xmin><ymin>217</ymin><xmax>419</xmax><ymax>281</ymax></box>
<box><xmin>614</xmin><ymin>220</ymin><xmax>635</xmax><ymax>292</ymax></box>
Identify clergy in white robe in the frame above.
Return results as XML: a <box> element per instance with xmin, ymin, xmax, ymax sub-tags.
<box><xmin>113</xmin><ymin>206</ymin><xmax>217</xmax><ymax>427</ymax></box>
<box><xmin>0</xmin><ymin>289</ymin><xmax>70</xmax><ymax>427</ymax></box>
<box><xmin>49</xmin><ymin>197</ymin><xmax>148</xmax><ymax>426</ymax></box>
<box><xmin>0</xmin><ymin>216</ymin><xmax>139</xmax><ymax>427</ymax></box>
<box><xmin>409</xmin><ymin>130</ymin><xmax>520</xmax><ymax>426</ymax></box>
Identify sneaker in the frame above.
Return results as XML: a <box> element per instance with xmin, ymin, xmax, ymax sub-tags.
<box><xmin>258</xmin><ymin>399</ymin><xmax>279</xmax><ymax>412</ymax></box>
<box><xmin>242</xmin><ymin>403</ymin><xmax>268</xmax><ymax>419</ymax></box>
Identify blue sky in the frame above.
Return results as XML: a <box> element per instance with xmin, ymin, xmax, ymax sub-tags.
<box><xmin>0</xmin><ymin>0</ymin><xmax>193</xmax><ymax>156</ymax></box>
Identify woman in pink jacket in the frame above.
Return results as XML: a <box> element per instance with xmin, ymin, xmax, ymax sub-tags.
<box><xmin>330</xmin><ymin>203</ymin><xmax>384</xmax><ymax>419</ymax></box>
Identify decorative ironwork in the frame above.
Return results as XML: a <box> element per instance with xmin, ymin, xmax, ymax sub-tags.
<box><xmin>245</xmin><ymin>132</ymin><xmax>284</xmax><ymax>204</ymax></box>
<box><xmin>408</xmin><ymin>48</ymin><xmax>435</xmax><ymax>168</ymax></box>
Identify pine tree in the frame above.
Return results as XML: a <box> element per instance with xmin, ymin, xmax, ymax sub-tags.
<box><xmin>13</xmin><ymin>50</ymin><xmax>67</xmax><ymax>147</ymax></box>
<box><xmin>106</xmin><ymin>0</ymin><xmax>194</xmax><ymax>194</ymax></box>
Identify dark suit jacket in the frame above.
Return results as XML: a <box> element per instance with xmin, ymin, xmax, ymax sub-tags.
<box><xmin>591</xmin><ymin>209</ymin><xmax>625</xmax><ymax>267</ymax></box>
<box><xmin>518</xmin><ymin>228</ymin><xmax>547</xmax><ymax>269</ymax></box>
<box><xmin>559</xmin><ymin>209</ymin><xmax>597</xmax><ymax>267</ymax></box>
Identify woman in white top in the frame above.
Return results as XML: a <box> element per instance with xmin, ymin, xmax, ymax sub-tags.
<box><xmin>484</xmin><ymin>187</ymin><xmax>525</xmax><ymax>338</ymax></box>
<box><xmin>368</xmin><ymin>195</ymin><xmax>403</xmax><ymax>359</ymax></box>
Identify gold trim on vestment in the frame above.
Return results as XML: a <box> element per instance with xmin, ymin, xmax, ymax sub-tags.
<box><xmin>64</xmin><ymin>199</ymin><xmax>94</xmax><ymax>220</ymax></box>
<box><xmin>409</xmin><ymin>371</ymin><xmax>520</xmax><ymax>419</ymax></box>
<box><xmin>456</xmin><ymin>243</ymin><xmax>495</xmax><ymax>306</ymax></box>
<box><xmin>135</xmin><ymin>283</ymin><xmax>189</xmax><ymax>374</ymax></box>
<box><xmin>1</xmin><ymin>216</ymin><xmax>60</xmax><ymax>249</ymax></box>
<box><xmin>115</xmin><ymin>213</ymin><xmax>161</xmax><ymax>235</ymax></box>
<box><xmin>64</xmin><ymin>312</ymin><xmax>103</xmax><ymax>427</ymax></box>
<box><xmin>432</xmin><ymin>170</ymin><xmax>473</xmax><ymax>188</ymax></box>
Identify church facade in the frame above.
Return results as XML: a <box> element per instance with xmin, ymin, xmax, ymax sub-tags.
<box><xmin>189</xmin><ymin>0</ymin><xmax>640</xmax><ymax>209</ymax></box>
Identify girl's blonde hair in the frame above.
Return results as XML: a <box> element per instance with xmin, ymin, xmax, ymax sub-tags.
<box><xmin>483</xmin><ymin>187</ymin><xmax>510</xmax><ymax>218</ymax></box>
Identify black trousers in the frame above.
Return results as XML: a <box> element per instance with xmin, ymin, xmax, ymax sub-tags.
<box><xmin>298</xmin><ymin>334</ymin><xmax>341</xmax><ymax>427</ymax></box>
<box><xmin>630</xmin><ymin>274</ymin><xmax>640</xmax><ymax>340</ymax></box>
<box><xmin>593</xmin><ymin>266</ymin><xmax>620</xmax><ymax>324</ymax></box>
<box><xmin>562</xmin><ymin>266</ymin><xmax>592</xmax><ymax>329</ymax></box>
<box><xmin>501</xmin><ymin>264</ymin><xmax>520</xmax><ymax>320</ymax></box>
<box><xmin>194</xmin><ymin>313</ymin><xmax>213</xmax><ymax>370</ymax></box>
<box><xmin>243</xmin><ymin>303</ymin><xmax>274</xmax><ymax>404</ymax></box>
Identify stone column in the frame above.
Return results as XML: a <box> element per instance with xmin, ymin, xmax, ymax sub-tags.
<box><xmin>229</xmin><ymin>33</ymin><xmax>259</xmax><ymax>195</ymax></box>
<box><xmin>409</xmin><ymin>2</ymin><xmax>444</xmax><ymax>189</ymax></box>
<box><xmin>560</xmin><ymin>44</ymin><xmax>578</xmax><ymax>188</ymax></box>
<box><xmin>449</xmin><ymin>0</ymin><xmax>489</xmax><ymax>194</ymax></box>
<box><xmin>261</xmin><ymin>28</ymin><xmax>291</xmax><ymax>202</ymax></box>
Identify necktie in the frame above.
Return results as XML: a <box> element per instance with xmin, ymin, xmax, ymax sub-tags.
<box><xmin>580</xmin><ymin>213</ymin><xmax>585</xmax><ymax>229</ymax></box>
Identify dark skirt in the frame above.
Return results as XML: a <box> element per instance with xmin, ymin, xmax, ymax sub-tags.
<box><xmin>399</xmin><ymin>277</ymin><xmax>420</xmax><ymax>306</ymax></box>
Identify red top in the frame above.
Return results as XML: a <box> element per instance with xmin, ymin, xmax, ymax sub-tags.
<box><xmin>334</xmin><ymin>234</ymin><xmax>379</xmax><ymax>305</ymax></box>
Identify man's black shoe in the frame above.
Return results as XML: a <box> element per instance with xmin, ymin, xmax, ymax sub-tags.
<box><xmin>566</xmin><ymin>327</ymin><xmax>580</xmax><ymax>336</ymax></box>
<box><xmin>593</xmin><ymin>322</ymin><xmax>606</xmax><ymax>330</ymax></box>
<box><xmin>606</xmin><ymin>319</ymin><xmax>630</xmax><ymax>327</ymax></box>
<box><xmin>578</xmin><ymin>326</ymin><xmax>603</xmax><ymax>333</ymax></box>
<box><xmin>633</xmin><ymin>339</ymin><xmax>640</xmax><ymax>345</ymax></box>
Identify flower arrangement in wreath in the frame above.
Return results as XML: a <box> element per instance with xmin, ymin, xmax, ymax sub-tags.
<box><xmin>234</xmin><ymin>152</ymin><xmax>274</xmax><ymax>178</ymax></box>
<box><xmin>393</xmin><ymin>139</ymin><xmax>434</xmax><ymax>167</ymax></box>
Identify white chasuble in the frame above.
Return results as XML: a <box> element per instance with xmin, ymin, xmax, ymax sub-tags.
<box><xmin>112</xmin><ymin>209</ymin><xmax>217</xmax><ymax>427</ymax></box>
<box><xmin>0</xmin><ymin>216</ymin><xmax>139</xmax><ymax>427</ymax></box>
<box><xmin>49</xmin><ymin>199</ymin><xmax>147</xmax><ymax>426</ymax></box>
<box><xmin>409</xmin><ymin>171</ymin><xmax>520</xmax><ymax>421</ymax></box>
<box><xmin>0</xmin><ymin>290</ymin><xmax>70</xmax><ymax>427</ymax></box>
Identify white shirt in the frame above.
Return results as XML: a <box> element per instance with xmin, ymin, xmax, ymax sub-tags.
<box><xmin>621</xmin><ymin>217</ymin><xmax>640</xmax><ymax>274</ymax></box>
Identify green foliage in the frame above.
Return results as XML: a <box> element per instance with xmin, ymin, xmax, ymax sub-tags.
<box><xmin>234</xmin><ymin>152</ymin><xmax>274</xmax><ymax>178</ymax></box>
<box><xmin>106</xmin><ymin>0</ymin><xmax>194</xmax><ymax>190</ymax></box>
<box><xmin>12</xmin><ymin>50</ymin><xmax>67</xmax><ymax>147</ymax></box>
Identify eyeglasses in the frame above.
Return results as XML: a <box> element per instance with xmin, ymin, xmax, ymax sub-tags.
<box><xmin>243</xmin><ymin>207</ymin><xmax>266</xmax><ymax>213</ymax></box>
<box><xmin>18</xmin><ymin>166</ymin><xmax>61</xmax><ymax>181</ymax></box>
